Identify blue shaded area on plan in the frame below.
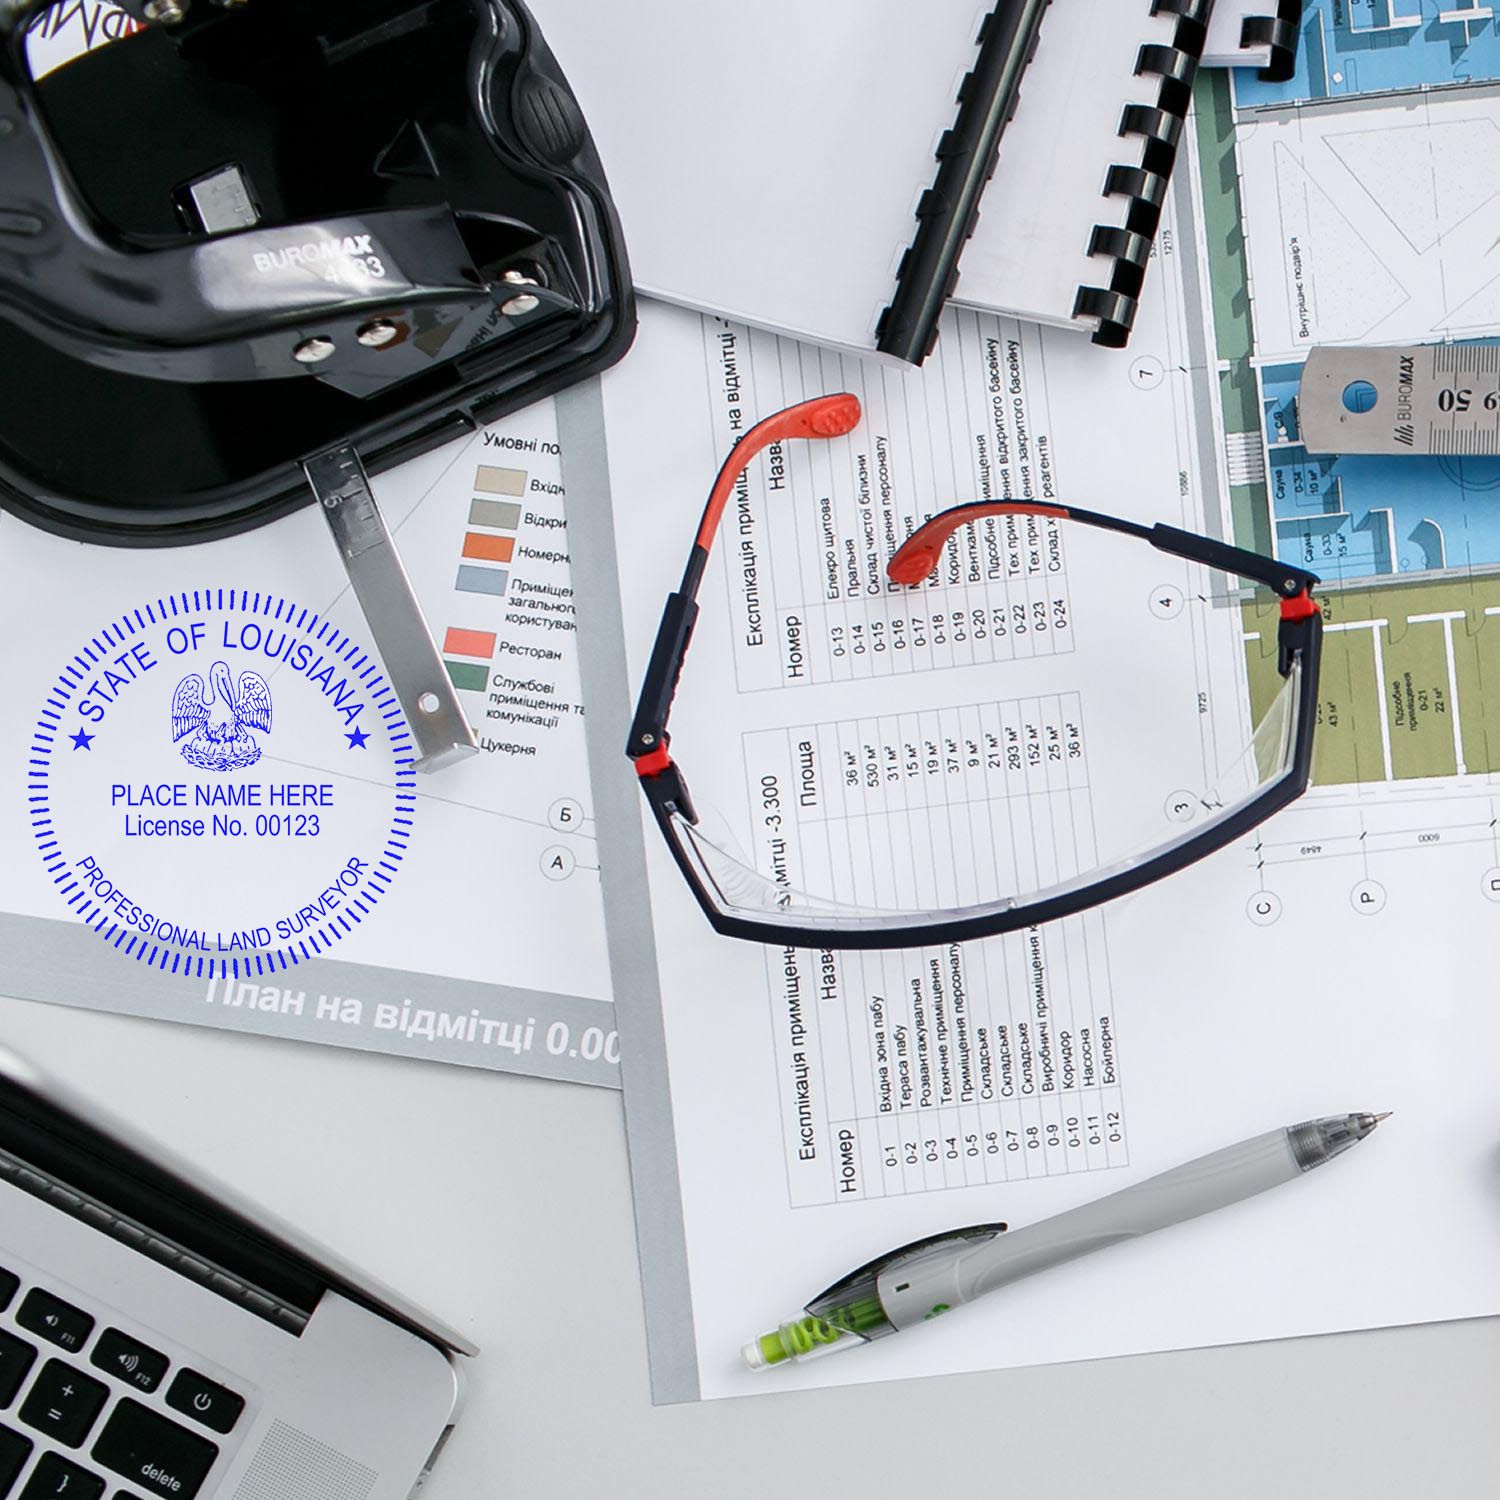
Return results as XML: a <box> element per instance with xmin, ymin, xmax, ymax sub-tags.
<box><xmin>1236</xmin><ymin>0</ymin><xmax>1500</xmax><ymax>108</ymax></box>
<box><xmin>1262</xmin><ymin>360</ymin><xmax>1500</xmax><ymax>581</ymax></box>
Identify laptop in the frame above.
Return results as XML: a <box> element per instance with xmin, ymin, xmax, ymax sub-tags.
<box><xmin>0</xmin><ymin>1044</ymin><xmax>473</xmax><ymax>1500</ymax></box>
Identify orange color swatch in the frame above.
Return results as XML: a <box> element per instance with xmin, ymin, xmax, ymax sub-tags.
<box><xmin>443</xmin><ymin>627</ymin><xmax>498</xmax><ymax>658</ymax></box>
<box><xmin>461</xmin><ymin>532</ymin><xmax>515</xmax><ymax>563</ymax></box>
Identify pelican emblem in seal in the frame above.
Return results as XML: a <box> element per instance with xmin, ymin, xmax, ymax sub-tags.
<box><xmin>171</xmin><ymin>660</ymin><xmax>273</xmax><ymax>771</ymax></box>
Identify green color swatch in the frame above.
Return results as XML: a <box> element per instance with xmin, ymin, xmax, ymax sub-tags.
<box><xmin>445</xmin><ymin>661</ymin><xmax>489</xmax><ymax>693</ymax></box>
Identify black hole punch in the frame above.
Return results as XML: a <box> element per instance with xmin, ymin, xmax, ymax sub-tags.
<box><xmin>0</xmin><ymin>0</ymin><xmax>634</xmax><ymax>544</ymax></box>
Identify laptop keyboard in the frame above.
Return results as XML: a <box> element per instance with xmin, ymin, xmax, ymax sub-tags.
<box><xmin>0</xmin><ymin>1265</ymin><xmax>243</xmax><ymax>1500</ymax></box>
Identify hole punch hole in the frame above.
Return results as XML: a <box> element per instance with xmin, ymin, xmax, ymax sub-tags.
<box><xmin>1341</xmin><ymin>379</ymin><xmax>1378</xmax><ymax>415</ymax></box>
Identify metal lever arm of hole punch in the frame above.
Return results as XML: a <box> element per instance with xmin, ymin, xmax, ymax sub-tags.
<box><xmin>303</xmin><ymin>447</ymin><xmax>478</xmax><ymax>774</ymax></box>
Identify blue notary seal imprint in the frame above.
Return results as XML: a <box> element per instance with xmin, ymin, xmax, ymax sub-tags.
<box><xmin>29</xmin><ymin>588</ymin><xmax>417</xmax><ymax>980</ymax></box>
<box><xmin>172</xmin><ymin>661</ymin><xmax>273</xmax><ymax>771</ymax></box>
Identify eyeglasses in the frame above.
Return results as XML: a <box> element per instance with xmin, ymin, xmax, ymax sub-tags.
<box><xmin>627</xmin><ymin>395</ymin><xmax>1322</xmax><ymax>950</ymax></box>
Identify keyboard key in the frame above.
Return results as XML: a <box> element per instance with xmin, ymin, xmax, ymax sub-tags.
<box><xmin>15</xmin><ymin>1293</ymin><xmax>92</xmax><ymax>1356</ymax></box>
<box><xmin>90</xmin><ymin>1402</ymin><xmax>218</xmax><ymax>1500</ymax></box>
<box><xmin>20</xmin><ymin>1454</ymin><xmax>106</xmax><ymax>1499</ymax></box>
<box><xmin>90</xmin><ymin>1334</ymin><xmax>167</xmax><ymax>1397</ymax></box>
<box><xmin>163</xmin><ymin>1373</ymin><xmax>242</xmax><ymax>1437</ymax></box>
<box><xmin>0</xmin><ymin>1424</ymin><xmax>33</xmax><ymax>1496</ymax></box>
<box><xmin>0</xmin><ymin>1271</ymin><xmax>17</xmax><ymax>1313</ymax></box>
<box><xmin>19</xmin><ymin>1362</ymin><xmax>109</xmax><ymax>1449</ymax></box>
<box><xmin>0</xmin><ymin>1334</ymin><xmax>36</xmax><ymax>1409</ymax></box>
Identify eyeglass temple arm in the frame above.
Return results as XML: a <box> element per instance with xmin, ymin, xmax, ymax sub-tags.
<box><xmin>888</xmin><ymin>502</ymin><xmax>1320</xmax><ymax>599</ymax></box>
<box><xmin>626</xmin><ymin>555</ymin><xmax>705</xmax><ymax>770</ymax></box>
<box><xmin>627</xmin><ymin>394</ymin><xmax>862</xmax><ymax>769</ymax></box>
<box><xmin>1145</xmin><ymin>520</ymin><xmax>1319</xmax><ymax>599</ymax></box>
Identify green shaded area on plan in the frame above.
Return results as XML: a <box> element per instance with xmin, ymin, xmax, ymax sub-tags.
<box><xmin>1192</xmin><ymin>70</ymin><xmax>1250</xmax><ymax>367</ymax></box>
<box><xmin>1243</xmin><ymin>574</ymin><xmax>1500</xmax><ymax>785</ymax></box>
<box><xmin>1192</xmin><ymin>69</ymin><xmax>1270</xmax><ymax>555</ymax></box>
<box><xmin>1384</xmin><ymin>621</ymin><xmax>1457</xmax><ymax>780</ymax></box>
<box><xmin>1222</xmin><ymin>379</ymin><xmax>1271</xmax><ymax>559</ymax></box>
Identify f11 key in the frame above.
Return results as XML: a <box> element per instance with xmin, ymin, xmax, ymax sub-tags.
<box><xmin>15</xmin><ymin>1290</ymin><xmax>92</xmax><ymax>1355</ymax></box>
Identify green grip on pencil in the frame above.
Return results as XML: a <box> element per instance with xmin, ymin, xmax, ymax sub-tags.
<box><xmin>758</xmin><ymin>1315</ymin><xmax>842</xmax><ymax>1366</ymax></box>
<box><xmin>752</xmin><ymin>1294</ymin><xmax>890</xmax><ymax>1366</ymax></box>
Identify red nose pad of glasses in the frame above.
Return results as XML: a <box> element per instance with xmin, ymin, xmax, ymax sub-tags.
<box><xmin>886</xmin><ymin>544</ymin><xmax>938</xmax><ymax>586</ymax></box>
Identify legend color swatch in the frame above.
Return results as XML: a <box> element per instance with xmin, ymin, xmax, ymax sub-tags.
<box><xmin>443</xmin><ymin>625</ymin><xmax>496</xmax><ymax>692</ymax></box>
<box><xmin>456</xmin><ymin>464</ymin><xmax>524</xmax><ymax>598</ymax></box>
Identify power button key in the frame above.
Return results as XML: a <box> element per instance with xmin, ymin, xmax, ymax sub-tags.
<box><xmin>163</xmin><ymin>1372</ymin><xmax>243</xmax><ymax>1436</ymax></box>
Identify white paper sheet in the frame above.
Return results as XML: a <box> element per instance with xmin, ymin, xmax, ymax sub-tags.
<box><xmin>580</xmin><ymin>261</ymin><xmax>1500</xmax><ymax>1401</ymax></box>
<box><xmin>0</xmin><ymin>404</ymin><xmax>618</xmax><ymax>1084</ymax></box>
<box><xmin>0</xmin><ymin>0</ymin><xmax>620</xmax><ymax>1083</ymax></box>
<box><xmin>1203</xmin><ymin>1</ymin><xmax>1280</xmax><ymax>68</ymax></box>
<box><xmin>528</xmin><ymin>0</ymin><xmax>989</xmax><ymax>355</ymax></box>
<box><xmin>955</xmin><ymin>0</ymin><xmax>1182</xmax><ymax>331</ymax></box>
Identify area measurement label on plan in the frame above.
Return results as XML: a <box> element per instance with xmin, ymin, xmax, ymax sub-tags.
<box><xmin>1298</xmin><ymin>344</ymin><xmax>1500</xmax><ymax>456</ymax></box>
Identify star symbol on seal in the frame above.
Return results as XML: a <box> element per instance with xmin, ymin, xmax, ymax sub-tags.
<box><xmin>345</xmin><ymin>726</ymin><xmax>370</xmax><ymax>749</ymax></box>
<box><xmin>70</xmin><ymin>729</ymin><xmax>95</xmax><ymax>750</ymax></box>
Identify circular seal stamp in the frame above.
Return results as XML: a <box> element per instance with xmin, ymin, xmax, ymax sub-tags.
<box><xmin>28</xmin><ymin>589</ymin><xmax>415</xmax><ymax>978</ymax></box>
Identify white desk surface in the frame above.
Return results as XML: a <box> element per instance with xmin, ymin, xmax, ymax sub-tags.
<box><xmin>4</xmin><ymin>994</ymin><xmax>1496</xmax><ymax>1498</ymax></box>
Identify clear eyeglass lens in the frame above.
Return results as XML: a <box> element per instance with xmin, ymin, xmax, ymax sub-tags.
<box><xmin>668</xmin><ymin>661</ymin><xmax>1303</xmax><ymax>932</ymax></box>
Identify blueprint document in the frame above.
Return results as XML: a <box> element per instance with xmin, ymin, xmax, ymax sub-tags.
<box><xmin>0</xmin><ymin>400</ymin><xmax>618</xmax><ymax>1087</ymax></box>
<box><xmin>571</xmin><ymin>244</ymin><xmax>1500</xmax><ymax>1399</ymax></box>
<box><xmin>1193</xmin><ymin>12</ymin><xmax>1500</xmax><ymax>873</ymax></box>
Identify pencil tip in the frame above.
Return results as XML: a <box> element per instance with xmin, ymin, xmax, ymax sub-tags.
<box><xmin>1373</xmin><ymin>1111</ymin><xmax>1392</xmax><ymax>1123</ymax></box>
